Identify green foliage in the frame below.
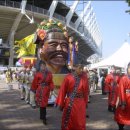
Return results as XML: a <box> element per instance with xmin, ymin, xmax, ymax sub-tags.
<box><xmin>126</xmin><ymin>0</ymin><xmax>130</xmax><ymax>6</ymax></box>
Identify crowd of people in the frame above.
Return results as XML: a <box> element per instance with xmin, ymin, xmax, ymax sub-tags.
<box><xmin>99</xmin><ymin>65</ymin><xmax>130</xmax><ymax>130</ymax></box>
<box><xmin>2</xmin><ymin>61</ymin><xmax>89</xmax><ymax>129</ymax></box>
<box><xmin>1</xmin><ymin>61</ymin><xmax>130</xmax><ymax>130</ymax></box>
<box><xmin>3</xmin><ymin>61</ymin><xmax>130</xmax><ymax>130</ymax></box>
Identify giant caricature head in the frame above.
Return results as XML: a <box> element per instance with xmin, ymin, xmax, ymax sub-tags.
<box><xmin>34</xmin><ymin>19</ymin><xmax>70</xmax><ymax>73</ymax></box>
<box><xmin>39</xmin><ymin>29</ymin><xmax>68</xmax><ymax>66</ymax></box>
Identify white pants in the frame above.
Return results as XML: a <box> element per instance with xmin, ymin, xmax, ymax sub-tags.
<box><xmin>19</xmin><ymin>83</ymin><xmax>25</xmax><ymax>99</ymax></box>
<box><xmin>30</xmin><ymin>91</ymin><xmax>36</xmax><ymax>106</ymax></box>
<box><xmin>24</xmin><ymin>84</ymin><xmax>31</xmax><ymax>103</ymax></box>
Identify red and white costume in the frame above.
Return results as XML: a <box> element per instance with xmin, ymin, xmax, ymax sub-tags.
<box><xmin>55</xmin><ymin>72</ymin><xmax>89</xmax><ymax>130</ymax></box>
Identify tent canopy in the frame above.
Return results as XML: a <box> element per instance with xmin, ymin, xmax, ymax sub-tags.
<box><xmin>91</xmin><ymin>42</ymin><xmax>130</xmax><ymax>69</ymax></box>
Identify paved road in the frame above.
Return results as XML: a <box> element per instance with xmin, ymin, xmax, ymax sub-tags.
<box><xmin>0</xmin><ymin>81</ymin><xmax>130</xmax><ymax>130</ymax></box>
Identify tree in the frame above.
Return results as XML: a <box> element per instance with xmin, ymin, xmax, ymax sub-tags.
<box><xmin>126</xmin><ymin>0</ymin><xmax>130</xmax><ymax>14</ymax></box>
<box><xmin>126</xmin><ymin>0</ymin><xmax>130</xmax><ymax>6</ymax></box>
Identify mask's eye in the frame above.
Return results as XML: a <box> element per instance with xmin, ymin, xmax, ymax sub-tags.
<box><xmin>61</xmin><ymin>43</ymin><xmax>68</xmax><ymax>49</ymax></box>
<box><xmin>49</xmin><ymin>42</ymin><xmax>57</xmax><ymax>48</ymax></box>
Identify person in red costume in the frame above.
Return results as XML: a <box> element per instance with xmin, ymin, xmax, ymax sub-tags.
<box><xmin>105</xmin><ymin>66</ymin><xmax>120</xmax><ymax>112</ymax></box>
<box><xmin>114</xmin><ymin>62</ymin><xmax>130</xmax><ymax>130</ymax></box>
<box><xmin>31</xmin><ymin>61</ymin><xmax>54</xmax><ymax>125</ymax></box>
<box><xmin>55</xmin><ymin>63</ymin><xmax>89</xmax><ymax>130</ymax></box>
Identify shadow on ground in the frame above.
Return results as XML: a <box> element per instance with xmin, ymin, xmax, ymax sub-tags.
<box><xmin>87</xmin><ymin>92</ymin><xmax>130</xmax><ymax>130</ymax></box>
<box><xmin>0</xmin><ymin>89</ymin><xmax>62</xmax><ymax>130</ymax></box>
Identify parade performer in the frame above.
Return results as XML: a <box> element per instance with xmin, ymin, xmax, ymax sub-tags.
<box><xmin>32</xmin><ymin>61</ymin><xmax>54</xmax><ymax>125</ymax></box>
<box><xmin>55</xmin><ymin>63</ymin><xmax>89</xmax><ymax>130</ymax></box>
<box><xmin>114</xmin><ymin>62</ymin><xmax>130</xmax><ymax>130</ymax></box>
<box><xmin>29</xmin><ymin>67</ymin><xmax>37</xmax><ymax>108</ymax></box>
<box><xmin>17</xmin><ymin>67</ymin><xmax>27</xmax><ymax>100</ymax></box>
<box><xmin>24</xmin><ymin>67</ymin><xmax>34</xmax><ymax>104</ymax></box>
<box><xmin>30</xmin><ymin>61</ymin><xmax>42</xmax><ymax>109</ymax></box>
<box><xmin>105</xmin><ymin>66</ymin><xmax>120</xmax><ymax>112</ymax></box>
<box><xmin>5</xmin><ymin>68</ymin><xmax>13</xmax><ymax>90</ymax></box>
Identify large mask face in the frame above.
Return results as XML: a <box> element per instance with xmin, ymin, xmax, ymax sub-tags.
<box><xmin>40</xmin><ymin>32</ymin><xmax>68</xmax><ymax>66</ymax></box>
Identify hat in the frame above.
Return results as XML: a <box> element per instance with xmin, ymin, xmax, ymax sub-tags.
<box><xmin>34</xmin><ymin>19</ymin><xmax>69</xmax><ymax>45</ymax></box>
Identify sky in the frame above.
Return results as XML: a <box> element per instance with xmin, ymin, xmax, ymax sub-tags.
<box><xmin>91</xmin><ymin>1</ymin><xmax>130</xmax><ymax>58</ymax></box>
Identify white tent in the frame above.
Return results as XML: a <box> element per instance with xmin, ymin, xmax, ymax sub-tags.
<box><xmin>91</xmin><ymin>42</ymin><xmax>130</xmax><ymax>69</ymax></box>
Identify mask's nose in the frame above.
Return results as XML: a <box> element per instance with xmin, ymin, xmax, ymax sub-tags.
<box><xmin>56</xmin><ymin>44</ymin><xmax>62</xmax><ymax>50</ymax></box>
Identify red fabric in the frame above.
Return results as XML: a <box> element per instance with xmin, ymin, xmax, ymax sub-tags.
<box><xmin>55</xmin><ymin>73</ymin><xmax>89</xmax><ymax>130</ymax></box>
<box><xmin>105</xmin><ymin>73</ymin><xmax>119</xmax><ymax>106</ymax></box>
<box><xmin>115</xmin><ymin>75</ymin><xmax>130</xmax><ymax>125</ymax></box>
<box><xmin>31</xmin><ymin>72</ymin><xmax>41</xmax><ymax>91</ymax></box>
<box><xmin>31</xmin><ymin>71</ymin><xmax>54</xmax><ymax>107</ymax></box>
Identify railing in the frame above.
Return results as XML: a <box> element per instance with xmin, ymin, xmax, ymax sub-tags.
<box><xmin>25</xmin><ymin>4</ymin><xmax>49</xmax><ymax>15</ymax></box>
<box><xmin>0</xmin><ymin>0</ymin><xmax>20</xmax><ymax>8</ymax></box>
<box><xmin>0</xmin><ymin>0</ymin><xmax>49</xmax><ymax>15</ymax></box>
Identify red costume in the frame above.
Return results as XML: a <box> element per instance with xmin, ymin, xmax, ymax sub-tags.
<box><xmin>31</xmin><ymin>70</ymin><xmax>54</xmax><ymax>107</ymax></box>
<box><xmin>115</xmin><ymin>75</ymin><xmax>130</xmax><ymax>125</ymax></box>
<box><xmin>105</xmin><ymin>73</ymin><xmax>120</xmax><ymax>108</ymax></box>
<box><xmin>55</xmin><ymin>72</ymin><xmax>89</xmax><ymax>130</ymax></box>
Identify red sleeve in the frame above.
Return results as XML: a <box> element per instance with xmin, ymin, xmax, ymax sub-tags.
<box><xmin>85</xmin><ymin>79</ymin><xmax>89</xmax><ymax>105</ymax></box>
<box><xmin>55</xmin><ymin>75</ymin><xmax>69</xmax><ymax>108</ymax></box>
<box><xmin>105</xmin><ymin>75</ymin><xmax>112</xmax><ymax>93</ymax></box>
<box><xmin>35</xmin><ymin>87</ymin><xmax>40</xmax><ymax>103</ymax></box>
<box><xmin>119</xmin><ymin>76</ymin><xmax>126</xmax><ymax>105</ymax></box>
<box><xmin>82</xmin><ymin>73</ymin><xmax>89</xmax><ymax>105</ymax></box>
<box><xmin>116</xmin><ymin>76</ymin><xmax>121</xmax><ymax>84</ymax></box>
<box><xmin>31</xmin><ymin>73</ymin><xmax>39</xmax><ymax>92</ymax></box>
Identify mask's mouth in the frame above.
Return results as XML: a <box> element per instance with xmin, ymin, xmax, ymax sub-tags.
<box><xmin>47</xmin><ymin>51</ymin><xmax>68</xmax><ymax>60</ymax></box>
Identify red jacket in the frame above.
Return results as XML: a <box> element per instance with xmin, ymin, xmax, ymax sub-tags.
<box><xmin>115</xmin><ymin>75</ymin><xmax>130</xmax><ymax>125</ymax></box>
<box><xmin>105</xmin><ymin>73</ymin><xmax>120</xmax><ymax>106</ymax></box>
<box><xmin>31</xmin><ymin>70</ymin><xmax>54</xmax><ymax>107</ymax></box>
<box><xmin>55</xmin><ymin>72</ymin><xmax>89</xmax><ymax>130</ymax></box>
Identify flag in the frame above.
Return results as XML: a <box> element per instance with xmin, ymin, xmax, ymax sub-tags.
<box><xmin>14</xmin><ymin>34</ymin><xmax>36</xmax><ymax>58</ymax></box>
